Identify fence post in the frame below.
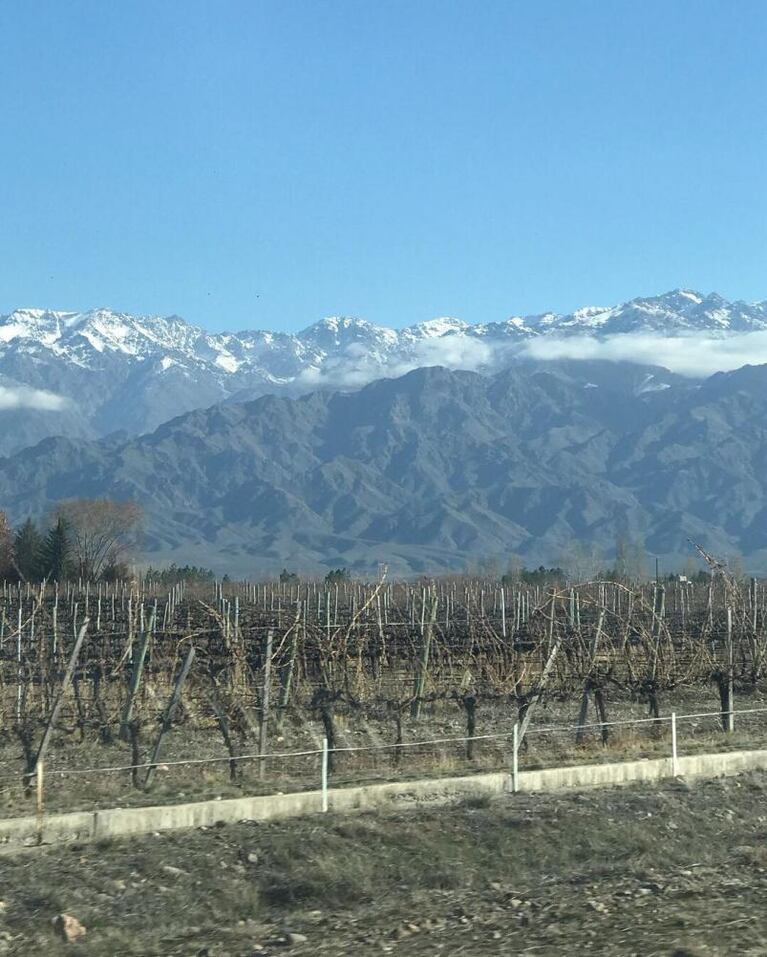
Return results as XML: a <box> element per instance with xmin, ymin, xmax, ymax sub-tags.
<box><xmin>671</xmin><ymin>712</ymin><xmax>678</xmax><ymax>777</ymax></box>
<box><xmin>258</xmin><ymin>628</ymin><xmax>274</xmax><ymax>781</ymax></box>
<box><xmin>512</xmin><ymin>723</ymin><xmax>519</xmax><ymax>793</ymax></box>
<box><xmin>500</xmin><ymin>588</ymin><xmax>507</xmax><ymax>639</ymax></box>
<box><xmin>36</xmin><ymin>759</ymin><xmax>44</xmax><ymax>845</ymax></box>
<box><xmin>321</xmin><ymin>737</ymin><xmax>329</xmax><ymax>812</ymax></box>
<box><xmin>727</xmin><ymin>605</ymin><xmax>735</xmax><ymax>733</ymax></box>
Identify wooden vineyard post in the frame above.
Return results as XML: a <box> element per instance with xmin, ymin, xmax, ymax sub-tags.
<box><xmin>16</xmin><ymin>605</ymin><xmax>22</xmax><ymax>721</ymax></box>
<box><xmin>32</xmin><ymin>620</ymin><xmax>89</xmax><ymax>774</ymax></box>
<box><xmin>576</xmin><ymin>609</ymin><xmax>605</xmax><ymax>745</ymax></box>
<box><xmin>119</xmin><ymin>608</ymin><xmax>155</xmax><ymax>740</ymax></box>
<box><xmin>259</xmin><ymin>629</ymin><xmax>274</xmax><ymax>780</ymax></box>
<box><xmin>464</xmin><ymin>694</ymin><xmax>477</xmax><ymax>760</ymax></box>
<box><xmin>144</xmin><ymin>645</ymin><xmax>196</xmax><ymax>790</ymax></box>
<box><xmin>208</xmin><ymin>683</ymin><xmax>239</xmax><ymax>783</ymax></box>
<box><xmin>411</xmin><ymin>593</ymin><xmax>438</xmax><ymax>720</ymax></box>
<box><xmin>517</xmin><ymin>594</ymin><xmax>560</xmax><ymax>747</ymax></box>
<box><xmin>277</xmin><ymin>611</ymin><xmax>300</xmax><ymax>729</ymax></box>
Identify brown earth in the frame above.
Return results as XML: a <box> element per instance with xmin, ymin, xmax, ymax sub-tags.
<box><xmin>4</xmin><ymin>685</ymin><xmax>766</xmax><ymax>819</ymax></box>
<box><xmin>1</xmin><ymin>772</ymin><xmax>767</xmax><ymax>955</ymax></box>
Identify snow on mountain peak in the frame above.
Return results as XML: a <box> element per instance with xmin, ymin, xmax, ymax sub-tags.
<box><xmin>2</xmin><ymin>288</ymin><xmax>767</xmax><ymax>459</ymax></box>
<box><xmin>411</xmin><ymin>316</ymin><xmax>470</xmax><ymax>338</ymax></box>
<box><xmin>1</xmin><ymin>288</ymin><xmax>767</xmax><ymax>397</ymax></box>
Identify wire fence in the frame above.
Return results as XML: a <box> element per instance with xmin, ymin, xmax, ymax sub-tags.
<box><xmin>4</xmin><ymin>702</ymin><xmax>767</xmax><ymax>835</ymax></box>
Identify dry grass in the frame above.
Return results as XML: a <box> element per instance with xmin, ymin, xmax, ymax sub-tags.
<box><xmin>3</xmin><ymin>773</ymin><xmax>767</xmax><ymax>954</ymax></box>
<box><xmin>1</xmin><ymin>689</ymin><xmax>766</xmax><ymax>819</ymax></box>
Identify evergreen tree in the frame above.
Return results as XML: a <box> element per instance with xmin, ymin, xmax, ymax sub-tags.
<box><xmin>325</xmin><ymin>567</ymin><xmax>350</xmax><ymax>584</ymax></box>
<box><xmin>13</xmin><ymin>518</ymin><xmax>44</xmax><ymax>581</ymax></box>
<box><xmin>41</xmin><ymin>517</ymin><xmax>71</xmax><ymax>581</ymax></box>
<box><xmin>0</xmin><ymin>511</ymin><xmax>12</xmax><ymax>579</ymax></box>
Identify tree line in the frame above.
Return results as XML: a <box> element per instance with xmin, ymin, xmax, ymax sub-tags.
<box><xmin>0</xmin><ymin>498</ymin><xmax>143</xmax><ymax>582</ymax></box>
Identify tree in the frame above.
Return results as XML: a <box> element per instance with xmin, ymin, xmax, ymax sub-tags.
<box><xmin>13</xmin><ymin>518</ymin><xmax>44</xmax><ymax>581</ymax></box>
<box><xmin>53</xmin><ymin>499</ymin><xmax>143</xmax><ymax>580</ymax></box>
<box><xmin>41</xmin><ymin>517</ymin><xmax>71</xmax><ymax>581</ymax></box>
<box><xmin>144</xmin><ymin>564</ymin><xmax>216</xmax><ymax>586</ymax></box>
<box><xmin>503</xmin><ymin>553</ymin><xmax>525</xmax><ymax>583</ymax></box>
<box><xmin>502</xmin><ymin>564</ymin><xmax>565</xmax><ymax>587</ymax></box>
<box><xmin>521</xmin><ymin>565</ymin><xmax>566</xmax><ymax>586</ymax></box>
<box><xmin>558</xmin><ymin>540</ymin><xmax>604</xmax><ymax>583</ymax></box>
<box><xmin>280</xmin><ymin>568</ymin><xmax>299</xmax><ymax>584</ymax></box>
<box><xmin>0</xmin><ymin>511</ymin><xmax>13</xmax><ymax>578</ymax></box>
<box><xmin>728</xmin><ymin>552</ymin><xmax>746</xmax><ymax>582</ymax></box>
<box><xmin>605</xmin><ymin>535</ymin><xmax>648</xmax><ymax>583</ymax></box>
<box><xmin>475</xmin><ymin>555</ymin><xmax>501</xmax><ymax>579</ymax></box>
<box><xmin>325</xmin><ymin>568</ymin><xmax>350</xmax><ymax>584</ymax></box>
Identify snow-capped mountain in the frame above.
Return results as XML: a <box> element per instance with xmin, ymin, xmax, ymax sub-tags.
<box><xmin>519</xmin><ymin>290</ymin><xmax>767</xmax><ymax>335</ymax></box>
<box><xmin>1</xmin><ymin>289</ymin><xmax>766</xmax><ymax>457</ymax></box>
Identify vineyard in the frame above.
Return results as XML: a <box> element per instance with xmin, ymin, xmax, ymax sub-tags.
<box><xmin>2</xmin><ymin>561</ymin><xmax>767</xmax><ymax>819</ymax></box>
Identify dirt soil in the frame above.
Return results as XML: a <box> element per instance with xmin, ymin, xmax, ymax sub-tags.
<box><xmin>4</xmin><ymin>685</ymin><xmax>766</xmax><ymax>819</ymax></box>
<box><xmin>2</xmin><ymin>773</ymin><xmax>767</xmax><ymax>956</ymax></box>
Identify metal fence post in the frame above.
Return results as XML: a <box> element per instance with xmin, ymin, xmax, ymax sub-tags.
<box><xmin>727</xmin><ymin>606</ymin><xmax>735</xmax><ymax>733</ymax></box>
<box><xmin>36</xmin><ymin>759</ymin><xmax>44</xmax><ymax>845</ymax></box>
<box><xmin>321</xmin><ymin>738</ymin><xmax>329</xmax><ymax>812</ymax></box>
<box><xmin>671</xmin><ymin>712</ymin><xmax>678</xmax><ymax>777</ymax></box>
<box><xmin>512</xmin><ymin>723</ymin><xmax>519</xmax><ymax>793</ymax></box>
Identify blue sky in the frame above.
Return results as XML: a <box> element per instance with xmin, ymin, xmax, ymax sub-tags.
<box><xmin>0</xmin><ymin>0</ymin><xmax>765</xmax><ymax>332</ymax></box>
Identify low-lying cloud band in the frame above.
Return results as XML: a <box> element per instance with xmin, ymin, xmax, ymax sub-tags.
<box><xmin>0</xmin><ymin>384</ymin><xmax>69</xmax><ymax>411</ymax></box>
<box><xmin>519</xmin><ymin>331</ymin><xmax>767</xmax><ymax>377</ymax></box>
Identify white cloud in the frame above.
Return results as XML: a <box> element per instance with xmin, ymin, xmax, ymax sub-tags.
<box><xmin>0</xmin><ymin>384</ymin><xmax>69</xmax><ymax>411</ymax></box>
<box><xmin>293</xmin><ymin>329</ymin><xmax>767</xmax><ymax>392</ymax></box>
<box><xmin>518</xmin><ymin>331</ymin><xmax>767</xmax><ymax>378</ymax></box>
<box><xmin>295</xmin><ymin>336</ymin><xmax>495</xmax><ymax>390</ymax></box>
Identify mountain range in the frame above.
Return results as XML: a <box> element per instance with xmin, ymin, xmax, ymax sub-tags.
<box><xmin>3</xmin><ymin>288</ymin><xmax>767</xmax><ymax>457</ymax></box>
<box><xmin>3</xmin><ymin>287</ymin><xmax>767</xmax><ymax>575</ymax></box>
<box><xmin>1</xmin><ymin>356</ymin><xmax>766</xmax><ymax>576</ymax></box>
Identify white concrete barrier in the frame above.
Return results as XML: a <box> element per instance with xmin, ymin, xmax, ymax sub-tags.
<box><xmin>2</xmin><ymin>747</ymin><xmax>767</xmax><ymax>853</ymax></box>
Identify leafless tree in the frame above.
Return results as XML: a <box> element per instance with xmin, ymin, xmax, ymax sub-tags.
<box><xmin>53</xmin><ymin>499</ymin><xmax>143</xmax><ymax>579</ymax></box>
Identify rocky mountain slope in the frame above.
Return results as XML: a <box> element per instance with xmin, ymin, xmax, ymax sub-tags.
<box><xmin>1</xmin><ymin>358</ymin><xmax>765</xmax><ymax>576</ymax></box>
<box><xmin>2</xmin><ymin>289</ymin><xmax>766</xmax><ymax>456</ymax></box>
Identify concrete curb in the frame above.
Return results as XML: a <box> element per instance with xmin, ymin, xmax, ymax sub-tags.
<box><xmin>2</xmin><ymin>747</ymin><xmax>767</xmax><ymax>852</ymax></box>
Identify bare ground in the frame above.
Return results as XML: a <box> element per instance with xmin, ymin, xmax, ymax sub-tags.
<box><xmin>1</xmin><ymin>772</ymin><xmax>767</xmax><ymax>955</ymax></box>
<box><xmin>3</xmin><ymin>685</ymin><xmax>767</xmax><ymax>818</ymax></box>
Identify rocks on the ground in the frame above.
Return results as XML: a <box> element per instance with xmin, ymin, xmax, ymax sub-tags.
<box><xmin>52</xmin><ymin>914</ymin><xmax>86</xmax><ymax>943</ymax></box>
